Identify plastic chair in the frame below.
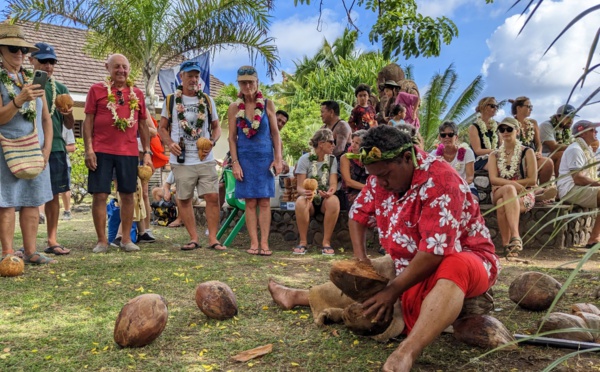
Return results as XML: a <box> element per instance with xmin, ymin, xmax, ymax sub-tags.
<box><xmin>217</xmin><ymin>169</ymin><xmax>246</xmax><ymax>247</ymax></box>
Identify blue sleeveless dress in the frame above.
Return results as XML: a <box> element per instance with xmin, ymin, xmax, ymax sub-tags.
<box><xmin>235</xmin><ymin>102</ymin><xmax>275</xmax><ymax>199</ymax></box>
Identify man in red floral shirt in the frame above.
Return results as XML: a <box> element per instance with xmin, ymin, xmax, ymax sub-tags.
<box><xmin>269</xmin><ymin>125</ymin><xmax>499</xmax><ymax>372</ymax></box>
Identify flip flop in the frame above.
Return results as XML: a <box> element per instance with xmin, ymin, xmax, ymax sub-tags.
<box><xmin>181</xmin><ymin>241</ymin><xmax>201</xmax><ymax>251</ymax></box>
<box><xmin>168</xmin><ymin>222</ymin><xmax>184</xmax><ymax>228</ymax></box>
<box><xmin>321</xmin><ymin>246</ymin><xmax>335</xmax><ymax>256</ymax></box>
<box><xmin>259</xmin><ymin>249</ymin><xmax>273</xmax><ymax>256</ymax></box>
<box><xmin>246</xmin><ymin>247</ymin><xmax>260</xmax><ymax>255</ymax></box>
<box><xmin>208</xmin><ymin>243</ymin><xmax>226</xmax><ymax>251</ymax></box>
<box><xmin>44</xmin><ymin>245</ymin><xmax>71</xmax><ymax>255</ymax></box>
<box><xmin>292</xmin><ymin>245</ymin><xmax>307</xmax><ymax>255</ymax></box>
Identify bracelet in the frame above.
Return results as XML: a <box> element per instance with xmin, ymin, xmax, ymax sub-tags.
<box><xmin>12</xmin><ymin>98</ymin><xmax>22</xmax><ymax>109</ymax></box>
<box><xmin>231</xmin><ymin>159</ymin><xmax>238</xmax><ymax>165</ymax></box>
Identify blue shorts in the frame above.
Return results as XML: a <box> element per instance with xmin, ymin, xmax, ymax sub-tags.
<box><xmin>48</xmin><ymin>151</ymin><xmax>70</xmax><ymax>195</ymax></box>
<box><xmin>88</xmin><ymin>152</ymin><xmax>138</xmax><ymax>194</ymax></box>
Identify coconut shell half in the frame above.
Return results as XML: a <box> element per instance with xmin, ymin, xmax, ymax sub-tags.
<box><xmin>329</xmin><ymin>260</ymin><xmax>389</xmax><ymax>303</ymax></box>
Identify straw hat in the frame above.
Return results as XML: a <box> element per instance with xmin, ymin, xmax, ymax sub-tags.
<box><xmin>0</xmin><ymin>23</ymin><xmax>39</xmax><ymax>52</ymax></box>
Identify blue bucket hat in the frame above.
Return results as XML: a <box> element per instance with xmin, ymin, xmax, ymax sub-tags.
<box><xmin>179</xmin><ymin>60</ymin><xmax>201</xmax><ymax>73</ymax></box>
<box><xmin>30</xmin><ymin>42</ymin><xmax>57</xmax><ymax>61</ymax></box>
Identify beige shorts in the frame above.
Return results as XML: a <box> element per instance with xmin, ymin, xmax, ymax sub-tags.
<box><xmin>171</xmin><ymin>162</ymin><xmax>218</xmax><ymax>200</ymax></box>
<box><xmin>562</xmin><ymin>185</ymin><xmax>600</xmax><ymax>209</ymax></box>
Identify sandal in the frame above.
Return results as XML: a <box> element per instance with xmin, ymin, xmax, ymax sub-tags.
<box><xmin>168</xmin><ymin>221</ymin><xmax>184</xmax><ymax>228</ymax></box>
<box><xmin>321</xmin><ymin>246</ymin><xmax>335</xmax><ymax>256</ymax></box>
<box><xmin>208</xmin><ymin>243</ymin><xmax>226</xmax><ymax>251</ymax></box>
<box><xmin>181</xmin><ymin>241</ymin><xmax>201</xmax><ymax>251</ymax></box>
<box><xmin>259</xmin><ymin>249</ymin><xmax>273</xmax><ymax>256</ymax></box>
<box><xmin>505</xmin><ymin>237</ymin><xmax>523</xmax><ymax>257</ymax></box>
<box><xmin>44</xmin><ymin>245</ymin><xmax>71</xmax><ymax>255</ymax></box>
<box><xmin>24</xmin><ymin>251</ymin><xmax>57</xmax><ymax>265</ymax></box>
<box><xmin>292</xmin><ymin>245</ymin><xmax>307</xmax><ymax>255</ymax></box>
<box><xmin>246</xmin><ymin>247</ymin><xmax>260</xmax><ymax>255</ymax></box>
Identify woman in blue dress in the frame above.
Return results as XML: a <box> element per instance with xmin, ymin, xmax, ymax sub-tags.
<box><xmin>228</xmin><ymin>65</ymin><xmax>282</xmax><ymax>256</ymax></box>
<box><xmin>0</xmin><ymin>24</ymin><xmax>55</xmax><ymax>265</ymax></box>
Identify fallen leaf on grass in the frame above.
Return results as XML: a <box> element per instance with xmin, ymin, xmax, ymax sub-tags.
<box><xmin>331</xmin><ymin>330</ymin><xmax>339</xmax><ymax>337</ymax></box>
<box><xmin>231</xmin><ymin>344</ymin><xmax>273</xmax><ymax>362</ymax></box>
<box><xmin>291</xmin><ymin>362</ymin><xmax>300</xmax><ymax>367</ymax></box>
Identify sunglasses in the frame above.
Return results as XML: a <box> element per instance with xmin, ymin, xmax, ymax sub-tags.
<box><xmin>116</xmin><ymin>90</ymin><xmax>125</xmax><ymax>105</ymax></box>
<box><xmin>497</xmin><ymin>126</ymin><xmax>514</xmax><ymax>133</ymax></box>
<box><xmin>487</xmin><ymin>104</ymin><xmax>499</xmax><ymax>109</ymax></box>
<box><xmin>7</xmin><ymin>45</ymin><xmax>29</xmax><ymax>54</ymax></box>
<box><xmin>523</xmin><ymin>104</ymin><xmax>533</xmax><ymax>109</ymax></box>
<box><xmin>439</xmin><ymin>133</ymin><xmax>455</xmax><ymax>138</ymax></box>
<box><xmin>37</xmin><ymin>58</ymin><xmax>57</xmax><ymax>65</ymax></box>
<box><xmin>237</xmin><ymin>67</ymin><xmax>256</xmax><ymax>76</ymax></box>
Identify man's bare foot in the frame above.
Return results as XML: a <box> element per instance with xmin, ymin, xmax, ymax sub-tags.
<box><xmin>268</xmin><ymin>278</ymin><xmax>298</xmax><ymax>310</ymax></box>
<box><xmin>382</xmin><ymin>344</ymin><xmax>417</xmax><ymax>372</ymax></box>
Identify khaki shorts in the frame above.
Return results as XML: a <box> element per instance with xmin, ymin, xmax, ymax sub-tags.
<box><xmin>562</xmin><ymin>185</ymin><xmax>600</xmax><ymax>209</ymax></box>
<box><xmin>171</xmin><ymin>162</ymin><xmax>218</xmax><ymax>200</ymax></box>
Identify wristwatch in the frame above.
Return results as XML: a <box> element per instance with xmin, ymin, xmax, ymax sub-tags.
<box><xmin>144</xmin><ymin>150</ymin><xmax>153</xmax><ymax>156</ymax></box>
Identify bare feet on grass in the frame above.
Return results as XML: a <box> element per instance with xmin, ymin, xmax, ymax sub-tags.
<box><xmin>382</xmin><ymin>343</ymin><xmax>417</xmax><ymax>372</ymax></box>
<box><xmin>268</xmin><ymin>278</ymin><xmax>303</xmax><ymax>310</ymax></box>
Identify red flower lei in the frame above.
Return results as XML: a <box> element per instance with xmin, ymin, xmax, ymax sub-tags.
<box><xmin>236</xmin><ymin>91</ymin><xmax>265</xmax><ymax>138</ymax></box>
<box><xmin>436</xmin><ymin>144</ymin><xmax>466</xmax><ymax>161</ymax></box>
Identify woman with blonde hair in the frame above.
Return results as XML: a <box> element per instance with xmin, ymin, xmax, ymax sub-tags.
<box><xmin>488</xmin><ymin>117</ymin><xmax>537</xmax><ymax>257</ymax></box>
<box><xmin>469</xmin><ymin>97</ymin><xmax>500</xmax><ymax>171</ymax></box>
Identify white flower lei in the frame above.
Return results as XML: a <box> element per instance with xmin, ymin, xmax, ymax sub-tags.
<box><xmin>48</xmin><ymin>77</ymin><xmax>57</xmax><ymax>116</ymax></box>
<box><xmin>308</xmin><ymin>150</ymin><xmax>330</xmax><ymax>190</ymax></box>
<box><xmin>520</xmin><ymin>117</ymin><xmax>535</xmax><ymax>145</ymax></box>
<box><xmin>103</xmin><ymin>76</ymin><xmax>139</xmax><ymax>131</ymax></box>
<box><xmin>497</xmin><ymin>140</ymin><xmax>523</xmax><ymax>179</ymax></box>
<box><xmin>575</xmin><ymin>137</ymin><xmax>598</xmax><ymax>181</ymax></box>
<box><xmin>0</xmin><ymin>67</ymin><xmax>37</xmax><ymax>122</ymax></box>
<box><xmin>475</xmin><ymin>114</ymin><xmax>498</xmax><ymax>150</ymax></box>
<box><xmin>174</xmin><ymin>85</ymin><xmax>206</xmax><ymax>137</ymax></box>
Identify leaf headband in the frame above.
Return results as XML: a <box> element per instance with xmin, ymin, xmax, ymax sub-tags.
<box><xmin>346</xmin><ymin>142</ymin><xmax>417</xmax><ymax>165</ymax></box>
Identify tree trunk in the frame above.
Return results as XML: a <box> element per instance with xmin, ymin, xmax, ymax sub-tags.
<box><xmin>144</xmin><ymin>60</ymin><xmax>158</xmax><ymax>115</ymax></box>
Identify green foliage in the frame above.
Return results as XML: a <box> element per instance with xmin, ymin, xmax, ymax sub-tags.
<box><xmin>69</xmin><ymin>138</ymin><xmax>88</xmax><ymax>205</ymax></box>
<box><xmin>279</xmin><ymin>100</ymin><xmax>322</xmax><ymax>161</ymax></box>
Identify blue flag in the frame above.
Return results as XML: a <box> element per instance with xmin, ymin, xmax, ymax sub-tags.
<box><xmin>158</xmin><ymin>52</ymin><xmax>210</xmax><ymax>97</ymax></box>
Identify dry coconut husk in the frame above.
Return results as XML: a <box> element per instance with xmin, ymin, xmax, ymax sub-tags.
<box><xmin>303</xmin><ymin>178</ymin><xmax>318</xmax><ymax>203</ymax></box>
<box><xmin>195</xmin><ymin>280</ymin><xmax>238</xmax><ymax>320</ymax></box>
<box><xmin>137</xmin><ymin>165</ymin><xmax>153</xmax><ymax>182</ymax></box>
<box><xmin>55</xmin><ymin>93</ymin><xmax>74</xmax><ymax>111</ymax></box>
<box><xmin>539</xmin><ymin>312</ymin><xmax>594</xmax><ymax>342</ymax></box>
<box><xmin>329</xmin><ymin>260</ymin><xmax>389</xmax><ymax>303</ymax></box>
<box><xmin>342</xmin><ymin>302</ymin><xmax>392</xmax><ymax>336</ymax></box>
<box><xmin>453</xmin><ymin>315</ymin><xmax>517</xmax><ymax>350</ymax></box>
<box><xmin>508</xmin><ymin>271</ymin><xmax>562</xmax><ymax>311</ymax></box>
<box><xmin>114</xmin><ymin>294</ymin><xmax>168</xmax><ymax>348</ymax></box>
<box><xmin>571</xmin><ymin>303</ymin><xmax>600</xmax><ymax>316</ymax></box>
<box><xmin>196</xmin><ymin>137</ymin><xmax>212</xmax><ymax>160</ymax></box>
<box><xmin>459</xmin><ymin>288</ymin><xmax>495</xmax><ymax>318</ymax></box>
<box><xmin>574</xmin><ymin>311</ymin><xmax>600</xmax><ymax>341</ymax></box>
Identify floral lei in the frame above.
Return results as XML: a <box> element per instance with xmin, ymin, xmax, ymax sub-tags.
<box><xmin>551</xmin><ymin>116</ymin><xmax>573</xmax><ymax>144</ymax></box>
<box><xmin>308</xmin><ymin>150</ymin><xmax>330</xmax><ymax>192</ymax></box>
<box><xmin>235</xmin><ymin>91</ymin><xmax>265</xmax><ymax>138</ymax></box>
<box><xmin>497</xmin><ymin>140</ymin><xmax>523</xmax><ymax>179</ymax></box>
<box><xmin>520</xmin><ymin>117</ymin><xmax>535</xmax><ymax>145</ymax></box>
<box><xmin>0</xmin><ymin>66</ymin><xmax>37</xmax><ymax>123</ymax></box>
<box><xmin>175</xmin><ymin>85</ymin><xmax>206</xmax><ymax>137</ymax></box>
<box><xmin>103</xmin><ymin>76</ymin><xmax>139</xmax><ymax>132</ymax></box>
<box><xmin>474</xmin><ymin>114</ymin><xmax>498</xmax><ymax>150</ymax></box>
<box><xmin>435</xmin><ymin>143</ymin><xmax>468</xmax><ymax>171</ymax></box>
<box><xmin>575</xmin><ymin>137</ymin><xmax>598</xmax><ymax>181</ymax></box>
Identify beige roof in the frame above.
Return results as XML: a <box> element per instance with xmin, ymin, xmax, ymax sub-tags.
<box><xmin>13</xmin><ymin>21</ymin><xmax>225</xmax><ymax>99</ymax></box>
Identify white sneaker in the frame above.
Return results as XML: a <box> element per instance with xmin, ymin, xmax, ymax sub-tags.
<box><xmin>120</xmin><ymin>241</ymin><xmax>140</xmax><ymax>252</ymax></box>
<box><xmin>93</xmin><ymin>244</ymin><xmax>109</xmax><ymax>253</ymax></box>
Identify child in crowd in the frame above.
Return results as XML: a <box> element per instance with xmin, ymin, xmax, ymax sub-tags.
<box><xmin>388</xmin><ymin>104</ymin><xmax>407</xmax><ymax>127</ymax></box>
<box><xmin>348</xmin><ymin>84</ymin><xmax>377</xmax><ymax>132</ymax></box>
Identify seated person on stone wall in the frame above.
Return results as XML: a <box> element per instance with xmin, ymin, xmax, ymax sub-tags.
<box><xmin>488</xmin><ymin>118</ymin><xmax>538</xmax><ymax>258</ymax></box>
<box><xmin>340</xmin><ymin>130</ymin><xmax>368</xmax><ymax>206</ymax></box>
<box><xmin>269</xmin><ymin>125</ymin><xmax>499</xmax><ymax>372</ymax></box>
<box><xmin>432</xmin><ymin>121</ymin><xmax>478</xmax><ymax>200</ymax></box>
<box><xmin>468</xmin><ymin>97</ymin><xmax>500</xmax><ymax>171</ymax></box>
<box><xmin>539</xmin><ymin>104</ymin><xmax>577</xmax><ymax>177</ymax></box>
<box><xmin>556</xmin><ymin>120</ymin><xmax>600</xmax><ymax>249</ymax></box>
<box><xmin>293</xmin><ymin>129</ymin><xmax>340</xmax><ymax>256</ymax></box>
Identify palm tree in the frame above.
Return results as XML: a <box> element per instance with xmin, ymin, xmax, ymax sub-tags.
<box><xmin>418</xmin><ymin>64</ymin><xmax>484</xmax><ymax>149</ymax></box>
<box><xmin>5</xmin><ymin>0</ymin><xmax>279</xmax><ymax>110</ymax></box>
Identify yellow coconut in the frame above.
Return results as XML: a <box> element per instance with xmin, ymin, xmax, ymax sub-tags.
<box><xmin>0</xmin><ymin>255</ymin><xmax>24</xmax><ymax>277</ymax></box>
<box><xmin>137</xmin><ymin>165</ymin><xmax>153</xmax><ymax>182</ymax></box>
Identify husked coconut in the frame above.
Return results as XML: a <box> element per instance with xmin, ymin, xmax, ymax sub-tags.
<box><xmin>137</xmin><ymin>165</ymin><xmax>153</xmax><ymax>182</ymax></box>
<box><xmin>538</xmin><ymin>312</ymin><xmax>594</xmax><ymax>342</ymax></box>
<box><xmin>55</xmin><ymin>93</ymin><xmax>74</xmax><ymax>111</ymax></box>
<box><xmin>329</xmin><ymin>260</ymin><xmax>389</xmax><ymax>303</ymax></box>
<box><xmin>196</xmin><ymin>137</ymin><xmax>212</xmax><ymax>161</ymax></box>
<box><xmin>342</xmin><ymin>302</ymin><xmax>392</xmax><ymax>336</ymax></box>
<box><xmin>508</xmin><ymin>271</ymin><xmax>562</xmax><ymax>311</ymax></box>
<box><xmin>302</xmin><ymin>178</ymin><xmax>318</xmax><ymax>203</ymax></box>
<box><xmin>195</xmin><ymin>281</ymin><xmax>238</xmax><ymax>320</ymax></box>
<box><xmin>114</xmin><ymin>294</ymin><xmax>168</xmax><ymax>347</ymax></box>
<box><xmin>0</xmin><ymin>255</ymin><xmax>24</xmax><ymax>277</ymax></box>
<box><xmin>453</xmin><ymin>315</ymin><xmax>517</xmax><ymax>350</ymax></box>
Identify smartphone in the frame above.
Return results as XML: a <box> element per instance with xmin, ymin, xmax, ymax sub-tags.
<box><xmin>32</xmin><ymin>70</ymin><xmax>48</xmax><ymax>90</ymax></box>
<box><xmin>270</xmin><ymin>166</ymin><xmax>276</xmax><ymax>177</ymax></box>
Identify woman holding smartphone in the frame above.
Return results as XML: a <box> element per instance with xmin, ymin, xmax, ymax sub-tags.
<box><xmin>0</xmin><ymin>24</ymin><xmax>55</xmax><ymax>265</ymax></box>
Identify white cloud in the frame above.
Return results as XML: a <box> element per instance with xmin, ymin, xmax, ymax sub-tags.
<box><xmin>481</xmin><ymin>0</ymin><xmax>600</xmax><ymax>122</ymax></box>
<box><xmin>417</xmin><ymin>0</ymin><xmax>472</xmax><ymax>18</ymax></box>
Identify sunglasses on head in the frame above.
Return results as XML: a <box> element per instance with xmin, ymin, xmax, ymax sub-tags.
<box><xmin>116</xmin><ymin>90</ymin><xmax>125</xmax><ymax>105</ymax></box>
<box><xmin>487</xmin><ymin>104</ymin><xmax>499</xmax><ymax>109</ymax></box>
<box><xmin>37</xmin><ymin>58</ymin><xmax>57</xmax><ymax>65</ymax></box>
<box><xmin>439</xmin><ymin>133</ymin><xmax>455</xmax><ymax>138</ymax></box>
<box><xmin>237</xmin><ymin>67</ymin><xmax>256</xmax><ymax>76</ymax></box>
<box><xmin>497</xmin><ymin>126</ymin><xmax>514</xmax><ymax>133</ymax></box>
<box><xmin>7</xmin><ymin>45</ymin><xmax>29</xmax><ymax>54</ymax></box>
<box><xmin>322</xmin><ymin>139</ymin><xmax>334</xmax><ymax>144</ymax></box>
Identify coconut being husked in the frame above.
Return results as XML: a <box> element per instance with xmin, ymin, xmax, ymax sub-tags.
<box><xmin>0</xmin><ymin>255</ymin><xmax>24</xmax><ymax>277</ymax></box>
<box><xmin>137</xmin><ymin>165</ymin><xmax>153</xmax><ymax>182</ymax></box>
<box><xmin>195</xmin><ymin>280</ymin><xmax>238</xmax><ymax>320</ymax></box>
<box><xmin>330</xmin><ymin>260</ymin><xmax>389</xmax><ymax>302</ymax></box>
<box><xmin>538</xmin><ymin>312</ymin><xmax>594</xmax><ymax>342</ymax></box>
<box><xmin>508</xmin><ymin>271</ymin><xmax>562</xmax><ymax>311</ymax></box>
<box><xmin>453</xmin><ymin>315</ymin><xmax>517</xmax><ymax>350</ymax></box>
<box><xmin>114</xmin><ymin>294</ymin><xmax>168</xmax><ymax>348</ymax></box>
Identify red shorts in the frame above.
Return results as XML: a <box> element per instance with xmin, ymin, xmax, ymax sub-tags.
<box><xmin>401</xmin><ymin>252</ymin><xmax>490</xmax><ymax>334</ymax></box>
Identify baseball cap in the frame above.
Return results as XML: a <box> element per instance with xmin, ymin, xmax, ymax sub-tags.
<box><xmin>237</xmin><ymin>65</ymin><xmax>258</xmax><ymax>82</ymax></box>
<box><xmin>30</xmin><ymin>42</ymin><xmax>57</xmax><ymax>61</ymax></box>
<box><xmin>556</xmin><ymin>104</ymin><xmax>578</xmax><ymax>117</ymax></box>
<box><xmin>499</xmin><ymin>117</ymin><xmax>520</xmax><ymax>130</ymax></box>
<box><xmin>571</xmin><ymin>120</ymin><xmax>600</xmax><ymax>136</ymax></box>
<box><xmin>179</xmin><ymin>60</ymin><xmax>202</xmax><ymax>73</ymax></box>
<box><xmin>384</xmin><ymin>80</ymin><xmax>400</xmax><ymax>88</ymax></box>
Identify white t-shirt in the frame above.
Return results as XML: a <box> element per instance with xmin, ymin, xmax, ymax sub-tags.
<box><xmin>161</xmin><ymin>93</ymin><xmax>219</xmax><ymax>165</ymax></box>
<box><xmin>539</xmin><ymin>120</ymin><xmax>556</xmax><ymax>157</ymax></box>
<box><xmin>62</xmin><ymin>127</ymin><xmax>75</xmax><ymax>168</ymax></box>
<box><xmin>295</xmin><ymin>153</ymin><xmax>339</xmax><ymax>189</ymax></box>
<box><xmin>430</xmin><ymin>147</ymin><xmax>475</xmax><ymax>186</ymax></box>
<box><xmin>557</xmin><ymin>140</ymin><xmax>593</xmax><ymax>198</ymax></box>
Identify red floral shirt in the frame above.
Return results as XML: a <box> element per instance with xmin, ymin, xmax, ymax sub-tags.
<box><xmin>348</xmin><ymin>105</ymin><xmax>377</xmax><ymax>132</ymax></box>
<box><xmin>350</xmin><ymin>149</ymin><xmax>499</xmax><ymax>286</ymax></box>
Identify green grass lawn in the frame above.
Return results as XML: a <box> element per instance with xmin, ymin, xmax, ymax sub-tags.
<box><xmin>1</xmin><ymin>209</ymin><xmax>599</xmax><ymax>371</ymax></box>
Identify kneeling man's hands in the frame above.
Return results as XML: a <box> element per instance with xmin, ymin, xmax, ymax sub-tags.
<box><xmin>361</xmin><ymin>286</ymin><xmax>399</xmax><ymax>323</ymax></box>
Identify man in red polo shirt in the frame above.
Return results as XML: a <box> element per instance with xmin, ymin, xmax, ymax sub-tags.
<box><xmin>83</xmin><ymin>54</ymin><xmax>151</xmax><ymax>253</ymax></box>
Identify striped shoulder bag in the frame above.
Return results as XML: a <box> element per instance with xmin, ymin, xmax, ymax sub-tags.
<box><xmin>0</xmin><ymin>120</ymin><xmax>44</xmax><ymax>179</ymax></box>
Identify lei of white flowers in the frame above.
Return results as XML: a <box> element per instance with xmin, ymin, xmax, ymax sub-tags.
<box><xmin>174</xmin><ymin>85</ymin><xmax>206</xmax><ymax>137</ymax></box>
<box><xmin>497</xmin><ymin>140</ymin><xmax>523</xmax><ymax>179</ymax></box>
<box><xmin>575</xmin><ymin>137</ymin><xmax>598</xmax><ymax>181</ymax></box>
<box><xmin>0</xmin><ymin>67</ymin><xmax>37</xmax><ymax>122</ymax></box>
<box><xmin>47</xmin><ymin>77</ymin><xmax>57</xmax><ymax>116</ymax></box>
<box><xmin>103</xmin><ymin>76</ymin><xmax>139</xmax><ymax>131</ymax></box>
<box><xmin>475</xmin><ymin>114</ymin><xmax>498</xmax><ymax>150</ymax></box>
<box><xmin>521</xmin><ymin>117</ymin><xmax>535</xmax><ymax>145</ymax></box>
<box><xmin>308</xmin><ymin>150</ymin><xmax>330</xmax><ymax>191</ymax></box>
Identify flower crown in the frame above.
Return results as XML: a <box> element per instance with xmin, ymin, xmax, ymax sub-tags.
<box><xmin>346</xmin><ymin>143</ymin><xmax>416</xmax><ymax>165</ymax></box>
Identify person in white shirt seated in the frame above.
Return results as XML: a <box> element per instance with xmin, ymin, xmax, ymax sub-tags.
<box><xmin>556</xmin><ymin>120</ymin><xmax>600</xmax><ymax>248</ymax></box>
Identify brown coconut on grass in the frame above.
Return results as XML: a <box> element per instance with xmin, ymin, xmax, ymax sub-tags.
<box><xmin>571</xmin><ymin>303</ymin><xmax>600</xmax><ymax>316</ymax></box>
<box><xmin>195</xmin><ymin>280</ymin><xmax>238</xmax><ymax>320</ymax></box>
<box><xmin>0</xmin><ymin>255</ymin><xmax>24</xmax><ymax>277</ymax></box>
<box><xmin>508</xmin><ymin>271</ymin><xmax>562</xmax><ymax>311</ymax></box>
<box><xmin>329</xmin><ymin>260</ymin><xmax>389</xmax><ymax>303</ymax></box>
<box><xmin>114</xmin><ymin>294</ymin><xmax>168</xmax><ymax>348</ymax></box>
<box><xmin>453</xmin><ymin>315</ymin><xmax>517</xmax><ymax>350</ymax></box>
<box><xmin>538</xmin><ymin>312</ymin><xmax>594</xmax><ymax>342</ymax></box>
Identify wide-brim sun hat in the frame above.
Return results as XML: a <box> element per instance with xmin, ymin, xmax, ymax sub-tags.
<box><xmin>0</xmin><ymin>23</ymin><xmax>39</xmax><ymax>52</ymax></box>
<box><xmin>237</xmin><ymin>65</ymin><xmax>258</xmax><ymax>82</ymax></box>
